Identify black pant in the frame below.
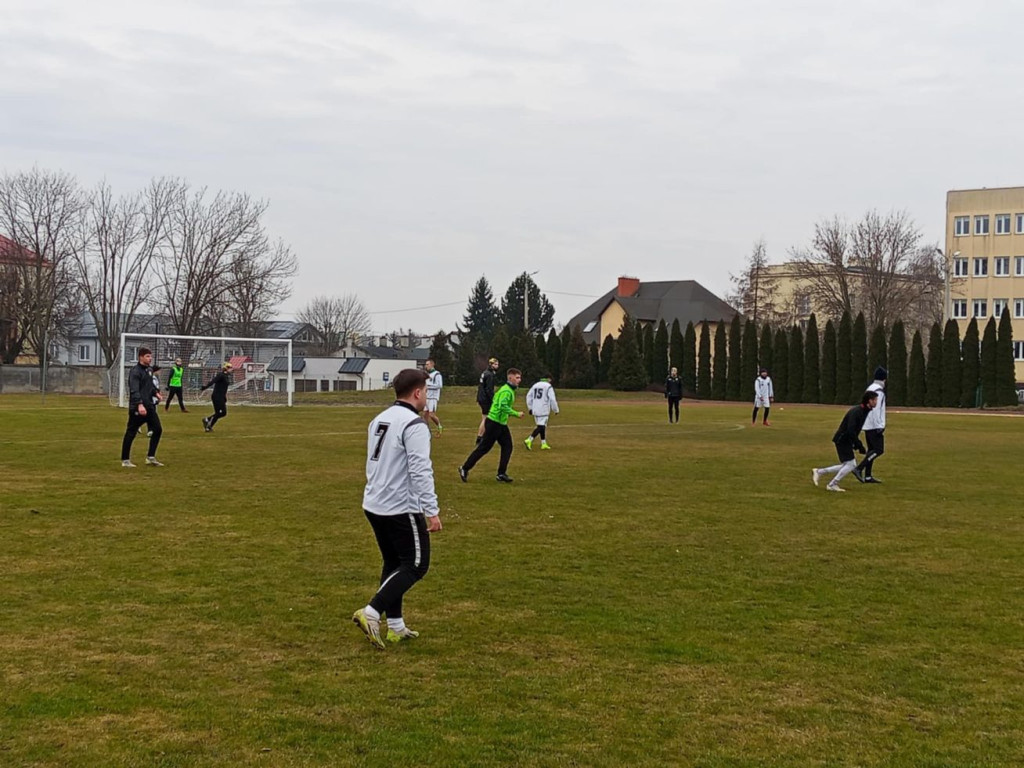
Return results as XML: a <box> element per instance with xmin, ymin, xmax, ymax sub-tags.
<box><xmin>463</xmin><ymin>418</ymin><xmax>513</xmax><ymax>475</ymax></box>
<box><xmin>165</xmin><ymin>386</ymin><xmax>185</xmax><ymax>411</ymax></box>
<box><xmin>208</xmin><ymin>398</ymin><xmax>227</xmax><ymax>427</ymax></box>
<box><xmin>856</xmin><ymin>429</ymin><xmax>885</xmax><ymax>477</ymax></box>
<box><xmin>122</xmin><ymin>407</ymin><xmax>162</xmax><ymax>460</ymax></box>
<box><xmin>667</xmin><ymin>397</ymin><xmax>680</xmax><ymax>422</ymax></box>
<box><xmin>365</xmin><ymin>510</ymin><xmax>430</xmax><ymax>619</ymax></box>
<box><xmin>752</xmin><ymin>406</ymin><xmax>770</xmax><ymax>423</ymax></box>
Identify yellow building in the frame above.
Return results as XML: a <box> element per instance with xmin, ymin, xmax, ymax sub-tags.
<box><xmin>946</xmin><ymin>187</ymin><xmax>1024</xmax><ymax>382</ymax></box>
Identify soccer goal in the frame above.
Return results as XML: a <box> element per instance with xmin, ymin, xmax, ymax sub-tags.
<box><xmin>108</xmin><ymin>333</ymin><xmax>295</xmax><ymax>407</ymax></box>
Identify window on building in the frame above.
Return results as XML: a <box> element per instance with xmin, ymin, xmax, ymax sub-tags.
<box><xmin>78</xmin><ymin>345</ymin><xmax>90</xmax><ymax>362</ymax></box>
<box><xmin>952</xmin><ymin>300</ymin><xmax>968</xmax><ymax>319</ymax></box>
<box><xmin>975</xmin><ymin>215</ymin><xmax>990</xmax><ymax>235</ymax></box>
<box><xmin>126</xmin><ymin>346</ymin><xmax>137</xmax><ymax>360</ymax></box>
<box><xmin>583</xmin><ymin>320</ymin><xmax>598</xmax><ymax>333</ymax></box>
<box><xmin>1015</xmin><ymin>341</ymin><xmax>1024</xmax><ymax>361</ymax></box>
<box><xmin>1016</xmin><ymin>299</ymin><xmax>1024</xmax><ymax>319</ymax></box>
<box><xmin>796</xmin><ymin>293</ymin><xmax>812</xmax><ymax>316</ymax></box>
<box><xmin>993</xmin><ymin>299</ymin><xmax>1008</xmax><ymax>318</ymax></box>
<box><xmin>954</xmin><ymin>257</ymin><xmax>969</xmax><ymax>276</ymax></box>
<box><xmin>1016</xmin><ymin>256</ymin><xmax>1024</xmax><ymax>276</ymax></box>
<box><xmin>1018</xmin><ymin>214</ymin><xmax>1024</xmax><ymax>234</ymax></box>
<box><xmin>973</xmin><ymin>299</ymin><xmax>988</xmax><ymax>318</ymax></box>
<box><xmin>974</xmin><ymin>258</ymin><xmax>988</xmax><ymax>277</ymax></box>
<box><xmin>996</xmin><ymin>214</ymin><xmax>1011</xmax><ymax>234</ymax></box>
<box><xmin>995</xmin><ymin>257</ymin><xmax>1010</xmax><ymax>276</ymax></box>
<box><xmin>320</xmin><ymin>379</ymin><xmax>329</xmax><ymax>392</ymax></box>
<box><xmin>955</xmin><ymin>216</ymin><xmax>970</xmax><ymax>236</ymax></box>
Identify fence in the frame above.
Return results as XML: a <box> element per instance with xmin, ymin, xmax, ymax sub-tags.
<box><xmin>0</xmin><ymin>365</ymin><xmax>107</xmax><ymax>395</ymax></box>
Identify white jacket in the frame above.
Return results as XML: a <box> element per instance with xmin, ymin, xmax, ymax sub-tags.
<box><xmin>863</xmin><ymin>381</ymin><xmax>886</xmax><ymax>430</ymax></box>
<box><xmin>526</xmin><ymin>381</ymin><xmax>559</xmax><ymax>417</ymax></box>
<box><xmin>754</xmin><ymin>376</ymin><xmax>774</xmax><ymax>405</ymax></box>
<box><xmin>425</xmin><ymin>370</ymin><xmax>443</xmax><ymax>397</ymax></box>
<box><xmin>363</xmin><ymin>402</ymin><xmax>439</xmax><ymax>517</ymax></box>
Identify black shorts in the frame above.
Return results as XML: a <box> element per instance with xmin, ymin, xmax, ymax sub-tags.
<box><xmin>834</xmin><ymin>440</ymin><xmax>856</xmax><ymax>463</ymax></box>
<box><xmin>865</xmin><ymin>429</ymin><xmax>884</xmax><ymax>455</ymax></box>
<box><xmin>478</xmin><ymin>402</ymin><xmax>490</xmax><ymax>416</ymax></box>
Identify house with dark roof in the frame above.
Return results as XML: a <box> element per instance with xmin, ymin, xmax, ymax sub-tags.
<box><xmin>264</xmin><ymin>347</ymin><xmax>421</xmax><ymax>393</ymax></box>
<box><xmin>564</xmin><ymin>276</ymin><xmax>738</xmax><ymax>346</ymax></box>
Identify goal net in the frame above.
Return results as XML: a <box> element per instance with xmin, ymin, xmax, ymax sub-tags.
<box><xmin>108</xmin><ymin>333</ymin><xmax>294</xmax><ymax>407</ymax></box>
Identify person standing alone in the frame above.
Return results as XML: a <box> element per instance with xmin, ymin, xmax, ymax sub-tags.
<box><xmin>201</xmin><ymin>362</ymin><xmax>232</xmax><ymax>432</ymax></box>
<box><xmin>665</xmin><ymin>367</ymin><xmax>682</xmax><ymax>423</ymax></box>
<box><xmin>165</xmin><ymin>358</ymin><xmax>187</xmax><ymax>412</ymax></box>
<box><xmin>352</xmin><ymin>368</ymin><xmax>442</xmax><ymax>649</ymax></box>
<box><xmin>460</xmin><ymin>368</ymin><xmax>523</xmax><ymax>483</ymax></box>
<box><xmin>525</xmin><ymin>377</ymin><xmax>559</xmax><ymax>450</ymax></box>
<box><xmin>752</xmin><ymin>368</ymin><xmax>774</xmax><ymax>426</ymax></box>
<box><xmin>120</xmin><ymin>347</ymin><xmax>164</xmax><ymax>467</ymax></box>
<box><xmin>854</xmin><ymin>367</ymin><xmax>887</xmax><ymax>483</ymax></box>
<box><xmin>423</xmin><ymin>358</ymin><xmax>444</xmax><ymax>436</ymax></box>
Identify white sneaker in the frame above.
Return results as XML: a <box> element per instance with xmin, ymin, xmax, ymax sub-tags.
<box><xmin>826</xmin><ymin>484</ymin><xmax>845</xmax><ymax>493</ymax></box>
<box><xmin>121</xmin><ymin>459</ymin><xmax>136</xmax><ymax>468</ymax></box>
<box><xmin>812</xmin><ymin>469</ymin><xmax>820</xmax><ymax>487</ymax></box>
<box><xmin>146</xmin><ymin>457</ymin><xmax>164</xmax><ymax>467</ymax></box>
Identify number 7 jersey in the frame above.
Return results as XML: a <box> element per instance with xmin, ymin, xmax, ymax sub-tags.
<box><xmin>363</xmin><ymin>401</ymin><xmax>439</xmax><ymax>517</ymax></box>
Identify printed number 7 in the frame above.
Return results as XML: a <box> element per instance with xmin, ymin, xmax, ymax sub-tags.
<box><xmin>371</xmin><ymin>422</ymin><xmax>390</xmax><ymax>461</ymax></box>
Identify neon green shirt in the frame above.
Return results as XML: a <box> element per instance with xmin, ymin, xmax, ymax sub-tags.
<box><xmin>168</xmin><ymin>365</ymin><xmax>184</xmax><ymax>388</ymax></box>
<box><xmin>487</xmin><ymin>383</ymin><xmax>521</xmax><ymax>425</ymax></box>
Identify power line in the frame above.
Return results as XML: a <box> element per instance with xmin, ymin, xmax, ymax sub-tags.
<box><xmin>367</xmin><ymin>300</ymin><xmax>466</xmax><ymax>315</ymax></box>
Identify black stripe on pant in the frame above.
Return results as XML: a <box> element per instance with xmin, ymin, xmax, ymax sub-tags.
<box><xmin>365</xmin><ymin>510</ymin><xmax>430</xmax><ymax>620</ymax></box>
<box><xmin>462</xmin><ymin>418</ymin><xmax>513</xmax><ymax>475</ymax></box>
<box><xmin>121</xmin><ymin>408</ymin><xmax>162</xmax><ymax>460</ymax></box>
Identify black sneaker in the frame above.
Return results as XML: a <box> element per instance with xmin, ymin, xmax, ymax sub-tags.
<box><xmin>865</xmin><ymin>476</ymin><xmax>882</xmax><ymax>484</ymax></box>
<box><xmin>458</xmin><ymin>466</ymin><xmax>468</xmax><ymax>483</ymax></box>
<box><xmin>852</xmin><ymin>468</ymin><xmax>865</xmax><ymax>483</ymax></box>
<box><xmin>495</xmin><ymin>474</ymin><xmax>514</xmax><ymax>483</ymax></box>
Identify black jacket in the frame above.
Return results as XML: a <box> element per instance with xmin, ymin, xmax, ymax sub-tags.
<box><xmin>665</xmin><ymin>375</ymin><xmax>682</xmax><ymax>399</ymax></box>
<box><xmin>477</xmin><ymin>369</ymin><xmax>496</xmax><ymax>406</ymax></box>
<box><xmin>202</xmin><ymin>371</ymin><xmax>230</xmax><ymax>400</ymax></box>
<box><xmin>128</xmin><ymin>363</ymin><xmax>157</xmax><ymax>410</ymax></box>
<box><xmin>833</xmin><ymin>404</ymin><xmax>869</xmax><ymax>452</ymax></box>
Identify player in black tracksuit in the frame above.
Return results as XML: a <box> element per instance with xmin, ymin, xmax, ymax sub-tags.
<box><xmin>475</xmin><ymin>357</ymin><xmax>500</xmax><ymax>445</ymax></box>
<box><xmin>811</xmin><ymin>390</ymin><xmax>878</xmax><ymax>492</ymax></box>
<box><xmin>665</xmin><ymin>367</ymin><xmax>683</xmax><ymax>423</ymax></box>
<box><xmin>121</xmin><ymin>347</ymin><xmax>163</xmax><ymax>467</ymax></box>
<box><xmin>201</xmin><ymin>363</ymin><xmax>232</xmax><ymax>432</ymax></box>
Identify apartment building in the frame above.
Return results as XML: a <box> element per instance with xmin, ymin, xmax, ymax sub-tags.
<box><xmin>946</xmin><ymin>187</ymin><xmax>1024</xmax><ymax>382</ymax></box>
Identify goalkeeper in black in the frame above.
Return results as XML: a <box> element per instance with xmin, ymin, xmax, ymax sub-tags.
<box><xmin>352</xmin><ymin>368</ymin><xmax>442</xmax><ymax>650</ymax></box>
<box><xmin>201</xmin><ymin>362</ymin><xmax>232</xmax><ymax>432</ymax></box>
<box><xmin>120</xmin><ymin>347</ymin><xmax>164</xmax><ymax>467</ymax></box>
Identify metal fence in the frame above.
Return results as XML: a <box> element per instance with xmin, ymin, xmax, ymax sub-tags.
<box><xmin>0</xmin><ymin>365</ymin><xmax>107</xmax><ymax>395</ymax></box>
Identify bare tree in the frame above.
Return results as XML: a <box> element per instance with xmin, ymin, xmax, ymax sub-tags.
<box><xmin>728</xmin><ymin>238</ymin><xmax>779</xmax><ymax>326</ymax></box>
<box><xmin>73</xmin><ymin>178</ymin><xmax>173</xmax><ymax>367</ymax></box>
<box><xmin>791</xmin><ymin>211</ymin><xmax>941</xmax><ymax>328</ymax></box>
<box><xmin>155</xmin><ymin>182</ymin><xmax>268</xmax><ymax>337</ymax></box>
<box><xmin>0</xmin><ymin>168</ymin><xmax>87</xmax><ymax>364</ymax></box>
<box><xmin>297</xmin><ymin>294</ymin><xmax>371</xmax><ymax>355</ymax></box>
<box><xmin>222</xmin><ymin>238</ymin><xmax>298</xmax><ymax>338</ymax></box>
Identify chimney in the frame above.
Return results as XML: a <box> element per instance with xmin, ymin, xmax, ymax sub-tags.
<box><xmin>617</xmin><ymin>276</ymin><xmax>640</xmax><ymax>298</ymax></box>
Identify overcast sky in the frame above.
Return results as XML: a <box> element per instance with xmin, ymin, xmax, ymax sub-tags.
<box><xmin>2</xmin><ymin>0</ymin><xmax>1021</xmax><ymax>335</ymax></box>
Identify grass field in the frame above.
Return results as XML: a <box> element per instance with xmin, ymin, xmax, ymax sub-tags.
<box><xmin>1</xmin><ymin>390</ymin><xmax>1023</xmax><ymax>767</ymax></box>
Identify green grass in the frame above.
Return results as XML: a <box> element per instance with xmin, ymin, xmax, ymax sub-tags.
<box><xmin>1</xmin><ymin>390</ymin><xmax>1022</xmax><ymax>767</ymax></box>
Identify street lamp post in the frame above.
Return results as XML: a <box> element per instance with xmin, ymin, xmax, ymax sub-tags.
<box><xmin>936</xmin><ymin>248</ymin><xmax>960</xmax><ymax>324</ymax></box>
<box><xmin>523</xmin><ymin>270</ymin><xmax>539</xmax><ymax>332</ymax></box>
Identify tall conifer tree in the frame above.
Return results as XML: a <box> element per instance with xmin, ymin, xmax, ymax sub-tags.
<box><xmin>712</xmin><ymin>321</ymin><xmax>728</xmax><ymax>400</ymax></box>
<box><xmin>941</xmin><ymin>319</ymin><xmax>962</xmax><ymax>408</ymax></box>
<box><xmin>887</xmin><ymin>320</ymin><xmax>907</xmax><ymax>407</ymax></box>
<box><xmin>907</xmin><ymin>330</ymin><xmax>926</xmax><ymax>406</ymax></box>
<box><xmin>925</xmin><ymin>321</ymin><xmax>944</xmax><ymax>407</ymax></box>
<box><xmin>803</xmin><ymin>314</ymin><xmax>820</xmax><ymax>404</ymax></box>
<box><xmin>821</xmin><ymin>319</ymin><xmax>837</xmax><ymax>405</ymax></box>
<box><xmin>959</xmin><ymin>318</ymin><xmax>980</xmax><ymax>408</ymax></box>
<box><xmin>835</xmin><ymin>311</ymin><xmax>852</xmax><ymax>404</ymax></box>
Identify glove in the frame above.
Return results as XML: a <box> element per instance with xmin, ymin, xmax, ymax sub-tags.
<box><xmin>855</xmin><ymin>443</ymin><xmax>866</xmax><ymax>454</ymax></box>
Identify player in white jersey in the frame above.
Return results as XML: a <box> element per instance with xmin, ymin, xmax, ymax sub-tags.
<box><xmin>352</xmin><ymin>368</ymin><xmax>442</xmax><ymax>649</ymax></box>
<box><xmin>853</xmin><ymin>367</ymin><xmax>887</xmax><ymax>484</ymax></box>
<box><xmin>752</xmin><ymin>368</ymin><xmax>774</xmax><ymax>426</ymax></box>
<box><xmin>423</xmin><ymin>358</ymin><xmax>444</xmax><ymax>435</ymax></box>
<box><xmin>524</xmin><ymin>377</ymin><xmax>559</xmax><ymax>450</ymax></box>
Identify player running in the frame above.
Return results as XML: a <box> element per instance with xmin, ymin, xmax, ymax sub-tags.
<box><xmin>525</xmin><ymin>377</ymin><xmax>559</xmax><ymax>450</ymax></box>
<box><xmin>811</xmin><ymin>390</ymin><xmax>878</xmax><ymax>492</ymax></box>
<box><xmin>201</xmin><ymin>362</ymin><xmax>232</xmax><ymax>432</ymax></box>
<box><xmin>460</xmin><ymin>367</ymin><xmax>523</xmax><ymax>483</ymax></box>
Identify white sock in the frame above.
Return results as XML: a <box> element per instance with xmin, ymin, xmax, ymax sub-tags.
<box><xmin>386</xmin><ymin>618</ymin><xmax>406</xmax><ymax>632</ymax></box>
<box><xmin>832</xmin><ymin>461</ymin><xmax>857</xmax><ymax>485</ymax></box>
<box><xmin>363</xmin><ymin>605</ymin><xmax>380</xmax><ymax>621</ymax></box>
<box><xmin>819</xmin><ymin>463</ymin><xmax>844</xmax><ymax>476</ymax></box>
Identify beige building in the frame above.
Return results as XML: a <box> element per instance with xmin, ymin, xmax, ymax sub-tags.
<box><xmin>946</xmin><ymin>187</ymin><xmax>1024</xmax><ymax>382</ymax></box>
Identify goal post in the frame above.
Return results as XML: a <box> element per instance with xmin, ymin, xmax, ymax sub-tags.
<box><xmin>109</xmin><ymin>333</ymin><xmax>294</xmax><ymax>407</ymax></box>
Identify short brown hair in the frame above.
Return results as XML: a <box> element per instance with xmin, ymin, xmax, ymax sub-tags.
<box><xmin>138</xmin><ymin>347</ymin><xmax>151</xmax><ymax>358</ymax></box>
<box><xmin>507</xmin><ymin>367</ymin><xmax>522</xmax><ymax>377</ymax></box>
<box><xmin>393</xmin><ymin>368</ymin><xmax>429</xmax><ymax>398</ymax></box>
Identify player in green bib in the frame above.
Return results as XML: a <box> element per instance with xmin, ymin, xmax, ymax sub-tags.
<box><xmin>459</xmin><ymin>368</ymin><xmax>523</xmax><ymax>483</ymax></box>
<box><xmin>165</xmin><ymin>358</ymin><xmax>188</xmax><ymax>412</ymax></box>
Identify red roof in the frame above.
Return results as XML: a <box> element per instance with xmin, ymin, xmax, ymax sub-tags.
<box><xmin>0</xmin><ymin>234</ymin><xmax>43</xmax><ymax>266</ymax></box>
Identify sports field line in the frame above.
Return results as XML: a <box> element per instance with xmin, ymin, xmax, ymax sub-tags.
<box><xmin>0</xmin><ymin>421</ymin><xmax>748</xmax><ymax>447</ymax></box>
